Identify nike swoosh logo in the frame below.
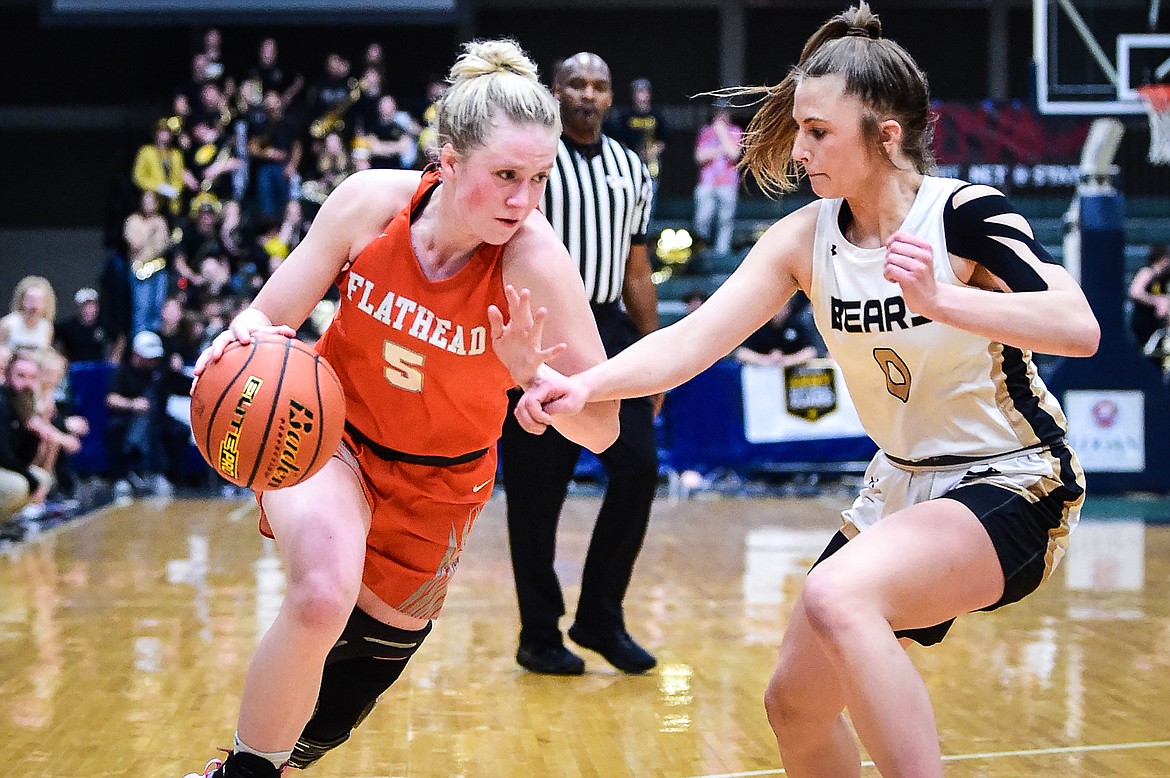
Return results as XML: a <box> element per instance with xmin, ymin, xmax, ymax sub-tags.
<box><xmin>472</xmin><ymin>479</ymin><xmax>493</xmax><ymax>493</ymax></box>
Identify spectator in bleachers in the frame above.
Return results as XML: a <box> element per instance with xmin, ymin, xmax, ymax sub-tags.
<box><xmin>172</xmin><ymin>199</ymin><xmax>223</xmax><ymax>283</ymax></box>
<box><xmin>259</xmin><ymin>199</ymin><xmax>307</xmax><ymax>269</ymax></box>
<box><xmin>1128</xmin><ymin>243</ymin><xmax>1170</xmax><ymax>361</ymax></box>
<box><xmin>693</xmin><ymin>100</ymin><xmax>744</xmax><ymax>257</ymax></box>
<box><xmin>123</xmin><ymin>190</ymin><xmax>176</xmax><ymax>334</ymax></box>
<box><xmin>416</xmin><ymin>76</ymin><xmax>447</xmax><ymax>161</ymax></box>
<box><xmin>308</xmin><ymin>52</ymin><xmax>356</xmax><ymax>138</ymax></box>
<box><xmin>359</xmin><ymin>93</ymin><xmax>421</xmax><ymax>170</ymax></box>
<box><xmin>734</xmin><ymin>294</ymin><xmax>818</xmax><ymax>368</ymax></box>
<box><xmin>169</xmin><ymin>93</ymin><xmax>192</xmax><ymax>137</ymax></box>
<box><xmin>302</xmin><ymin>131</ymin><xmax>353</xmax><ymax>205</ymax></box>
<box><xmin>187</xmin><ymin>251</ymin><xmax>233</xmax><ymax>310</ymax></box>
<box><xmin>0</xmin><ymin>352</ymin><xmax>50</xmax><ymax>525</ymax></box>
<box><xmin>247</xmin><ymin>90</ymin><xmax>303</xmax><ymax>221</ymax></box>
<box><xmin>197</xmin><ymin>297</ymin><xmax>229</xmax><ymax>350</ymax></box>
<box><xmin>30</xmin><ymin>349</ymin><xmax>86</xmax><ymax>506</ymax></box>
<box><xmin>247</xmin><ymin>37</ymin><xmax>303</xmax><ymax>108</ymax></box>
<box><xmin>606</xmin><ymin>77</ymin><xmax>667</xmax><ymax>197</ymax></box>
<box><xmin>353</xmin><ymin>66</ymin><xmax>384</xmax><ymax>131</ymax></box>
<box><xmin>54</xmin><ymin>287</ymin><xmax>110</xmax><ymax>363</ymax></box>
<box><xmin>158</xmin><ymin>297</ymin><xmax>202</xmax><ymax>368</ymax></box>
<box><xmin>186</xmin><ymin>119</ymin><xmax>243</xmax><ymax>204</ymax></box>
<box><xmin>190</xmin><ymin>82</ymin><xmax>232</xmax><ymax>142</ymax></box>
<box><xmin>197</xmin><ymin>28</ymin><xmax>225</xmax><ymax>81</ymax></box>
<box><xmin>132</xmin><ymin>120</ymin><xmax>189</xmax><ymax>216</ymax></box>
<box><xmin>1</xmin><ymin>276</ymin><xmax>56</xmax><ymax>354</ymax></box>
<box><xmin>104</xmin><ymin>331</ymin><xmax>186</xmax><ymax>498</ymax></box>
<box><xmin>362</xmin><ymin>41</ymin><xmax>385</xmax><ymax>81</ymax></box>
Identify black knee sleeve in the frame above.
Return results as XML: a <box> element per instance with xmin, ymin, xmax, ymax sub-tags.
<box><xmin>289</xmin><ymin>608</ymin><xmax>431</xmax><ymax>770</ymax></box>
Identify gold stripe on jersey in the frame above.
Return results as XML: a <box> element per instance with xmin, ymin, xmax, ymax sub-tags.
<box><xmin>989</xmin><ymin>342</ymin><xmax>1069</xmax><ymax>447</ymax></box>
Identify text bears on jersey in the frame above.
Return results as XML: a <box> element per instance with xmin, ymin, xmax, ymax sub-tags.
<box><xmin>830</xmin><ymin>295</ymin><xmax>932</xmax><ymax>334</ymax></box>
<box><xmin>345</xmin><ymin>271</ymin><xmax>489</xmax><ymax>356</ymax></box>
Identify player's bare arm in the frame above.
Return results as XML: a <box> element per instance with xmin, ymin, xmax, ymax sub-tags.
<box><xmin>501</xmin><ymin>213</ymin><xmax>619</xmax><ymax>452</ymax></box>
<box><xmin>514</xmin><ymin>207</ymin><xmax>814</xmax><ymax>431</ymax></box>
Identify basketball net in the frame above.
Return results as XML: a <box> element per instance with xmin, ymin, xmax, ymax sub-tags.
<box><xmin>1137</xmin><ymin>84</ymin><xmax>1170</xmax><ymax>165</ymax></box>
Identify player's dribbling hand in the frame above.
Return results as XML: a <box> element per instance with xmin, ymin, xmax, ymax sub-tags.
<box><xmin>192</xmin><ymin>307</ymin><xmax>296</xmax><ymax>384</ymax></box>
<box><xmin>883</xmin><ymin>230</ymin><xmax>939</xmax><ymax>316</ymax></box>
<box><xmin>489</xmin><ymin>284</ymin><xmax>567</xmax><ymax>389</ymax></box>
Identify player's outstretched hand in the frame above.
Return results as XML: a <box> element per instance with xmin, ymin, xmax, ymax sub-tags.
<box><xmin>489</xmin><ymin>284</ymin><xmax>567</xmax><ymax>389</ymax></box>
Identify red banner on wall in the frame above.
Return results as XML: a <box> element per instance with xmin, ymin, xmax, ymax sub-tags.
<box><xmin>931</xmin><ymin>100</ymin><xmax>1091</xmax><ymax>191</ymax></box>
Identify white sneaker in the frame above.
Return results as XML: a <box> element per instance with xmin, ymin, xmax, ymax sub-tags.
<box><xmin>113</xmin><ymin>480</ymin><xmax>133</xmax><ymax>500</ymax></box>
<box><xmin>182</xmin><ymin>757</ymin><xmax>223</xmax><ymax>778</ymax></box>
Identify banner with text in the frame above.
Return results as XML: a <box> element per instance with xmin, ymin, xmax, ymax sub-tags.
<box><xmin>931</xmin><ymin>100</ymin><xmax>1091</xmax><ymax>192</ymax></box>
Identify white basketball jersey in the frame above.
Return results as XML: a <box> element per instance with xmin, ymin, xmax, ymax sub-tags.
<box><xmin>810</xmin><ymin>176</ymin><xmax>1068</xmax><ymax>465</ymax></box>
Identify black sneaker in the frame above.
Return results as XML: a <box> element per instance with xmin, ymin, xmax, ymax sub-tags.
<box><xmin>516</xmin><ymin>642</ymin><xmax>585</xmax><ymax>675</ymax></box>
<box><xmin>182</xmin><ymin>751</ymin><xmax>283</xmax><ymax>777</ymax></box>
<box><xmin>568</xmin><ymin>625</ymin><xmax>657</xmax><ymax>674</ymax></box>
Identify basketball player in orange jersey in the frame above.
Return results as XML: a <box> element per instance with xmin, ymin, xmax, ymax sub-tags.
<box><xmin>504</xmin><ymin>4</ymin><xmax>1099</xmax><ymax>776</ymax></box>
<box><xmin>182</xmin><ymin>39</ymin><xmax>618</xmax><ymax>778</ymax></box>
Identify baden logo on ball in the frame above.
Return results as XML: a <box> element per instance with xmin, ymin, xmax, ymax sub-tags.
<box><xmin>190</xmin><ymin>334</ymin><xmax>346</xmax><ymax>490</ymax></box>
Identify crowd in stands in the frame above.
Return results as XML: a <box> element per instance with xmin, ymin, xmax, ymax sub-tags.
<box><xmin>0</xmin><ymin>28</ymin><xmax>825</xmax><ymax>539</ymax></box>
<box><xmin>17</xmin><ymin>29</ymin><xmax>1150</xmax><ymax>538</ymax></box>
<box><xmin>1</xmin><ymin>30</ymin><xmax>450</xmax><ymax>541</ymax></box>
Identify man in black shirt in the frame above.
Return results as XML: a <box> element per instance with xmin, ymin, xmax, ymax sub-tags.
<box><xmin>605</xmin><ymin>77</ymin><xmax>667</xmax><ymax>195</ymax></box>
<box><xmin>104</xmin><ymin>331</ymin><xmax>189</xmax><ymax>496</ymax></box>
<box><xmin>734</xmin><ymin>294</ymin><xmax>819</xmax><ymax>368</ymax></box>
<box><xmin>247</xmin><ymin>91</ymin><xmax>303</xmax><ymax>222</ymax></box>
<box><xmin>55</xmin><ymin>288</ymin><xmax>110</xmax><ymax>363</ymax></box>
<box><xmin>500</xmin><ymin>52</ymin><xmax>660</xmax><ymax>676</ymax></box>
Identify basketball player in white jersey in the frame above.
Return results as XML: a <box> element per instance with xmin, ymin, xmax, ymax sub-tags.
<box><xmin>503</xmin><ymin>3</ymin><xmax>1100</xmax><ymax>776</ymax></box>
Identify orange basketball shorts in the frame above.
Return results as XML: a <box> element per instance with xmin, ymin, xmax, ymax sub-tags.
<box><xmin>258</xmin><ymin>428</ymin><xmax>496</xmax><ymax>620</ymax></box>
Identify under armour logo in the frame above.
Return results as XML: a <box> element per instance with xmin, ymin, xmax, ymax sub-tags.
<box><xmin>831</xmin><ymin>244</ymin><xmax>838</xmax><ymax>256</ymax></box>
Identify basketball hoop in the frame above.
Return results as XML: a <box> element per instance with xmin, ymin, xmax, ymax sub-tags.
<box><xmin>1137</xmin><ymin>83</ymin><xmax>1170</xmax><ymax>164</ymax></box>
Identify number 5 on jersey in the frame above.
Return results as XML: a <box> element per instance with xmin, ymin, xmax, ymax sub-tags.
<box><xmin>384</xmin><ymin>341</ymin><xmax>425</xmax><ymax>392</ymax></box>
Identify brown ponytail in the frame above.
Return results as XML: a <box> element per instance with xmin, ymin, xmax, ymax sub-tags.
<box><xmin>721</xmin><ymin>2</ymin><xmax>933</xmax><ymax>197</ymax></box>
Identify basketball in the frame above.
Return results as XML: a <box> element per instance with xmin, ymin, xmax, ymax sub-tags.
<box><xmin>190</xmin><ymin>334</ymin><xmax>346</xmax><ymax>490</ymax></box>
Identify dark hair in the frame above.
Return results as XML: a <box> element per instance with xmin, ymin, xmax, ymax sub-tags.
<box><xmin>722</xmin><ymin>2</ymin><xmax>934</xmax><ymax>196</ymax></box>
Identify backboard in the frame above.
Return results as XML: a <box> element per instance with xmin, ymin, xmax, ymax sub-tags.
<box><xmin>1035</xmin><ymin>0</ymin><xmax>1170</xmax><ymax>115</ymax></box>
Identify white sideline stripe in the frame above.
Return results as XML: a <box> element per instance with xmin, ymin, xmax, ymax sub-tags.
<box><xmin>687</xmin><ymin>739</ymin><xmax>1170</xmax><ymax>777</ymax></box>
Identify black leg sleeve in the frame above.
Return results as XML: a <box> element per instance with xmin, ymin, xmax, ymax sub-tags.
<box><xmin>288</xmin><ymin>611</ymin><xmax>430</xmax><ymax>770</ymax></box>
<box><xmin>288</xmin><ymin>657</ymin><xmax>408</xmax><ymax>769</ymax></box>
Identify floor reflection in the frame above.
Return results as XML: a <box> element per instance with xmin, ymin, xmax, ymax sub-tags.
<box><xmin>0</xmin><ymin>499</ymin><xmax>1168</xmax><ymax>776</ymax></box>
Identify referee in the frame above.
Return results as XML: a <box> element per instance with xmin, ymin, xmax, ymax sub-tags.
<box><xmin>500</xmin><ymin>52</ymin><xmax>660</xmax><ymax>676</ymax></box>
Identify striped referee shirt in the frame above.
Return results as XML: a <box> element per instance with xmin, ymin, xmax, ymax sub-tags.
<box><xmin>542</xmin><ymin>134</ymin><xmax>653</xmax><ymax>305</ymax></box>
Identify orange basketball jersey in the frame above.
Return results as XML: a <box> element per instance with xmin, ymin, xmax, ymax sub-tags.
<box><xmin>315</xmin><ymin>169</ymin><xmax>515</xmax><ymax>457</ymax></box>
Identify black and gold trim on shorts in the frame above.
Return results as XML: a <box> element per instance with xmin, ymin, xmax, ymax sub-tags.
<box><xmin>816</xmin><ymin>441</ymin><xmax>1085</xmax><ymax>647</ymax></box>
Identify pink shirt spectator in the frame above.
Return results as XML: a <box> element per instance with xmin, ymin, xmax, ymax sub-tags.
<box><xmin>695</xmin><ymin>118</ymin><xmax>743</xmax><ymax>188</ymax></box>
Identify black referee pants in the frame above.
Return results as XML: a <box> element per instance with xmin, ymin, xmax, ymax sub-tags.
<box><xmin>500</xmin><ymin>388</ymin><xmax>658</xmax><ymax>648</ymax></box>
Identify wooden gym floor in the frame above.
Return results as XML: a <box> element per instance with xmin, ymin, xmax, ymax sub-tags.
<box><xmin>2</xmin><ymin>490</ymin><xmax>1170</xmax><ymax>777</ymax></box>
